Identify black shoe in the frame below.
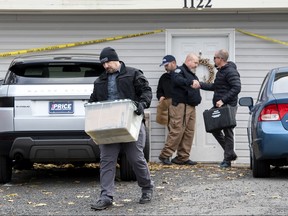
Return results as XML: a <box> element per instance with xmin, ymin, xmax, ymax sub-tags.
<box><xmin>91</xmin><ymin>199</ymin><xmax>113</xmax><ymax>210</ymax></box>
<box><xmin>184</xmin><ymin>159</ymin><xmax>198</xmax><ymax>165</ymax></box>
<box><xmin>171</xmin><ymin>157</ymin><xmax>197</xmax><ymax>166</ymax></box>
<box><xmin>219</xmin><ymin>161</ymin><xmax>231</xmax><ymax>168</ymax></box>
<box><xmin>139</xmin><ymin>192</ymin><xmax>153</xmax><ymax>204</ymax></box>
<box><xmin>159</xmin><ymin>156</ymin><xmax>172</xmax><ymax>165</ymax></box>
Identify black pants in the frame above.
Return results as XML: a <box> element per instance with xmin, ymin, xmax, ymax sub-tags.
<box><xmin>212</xmin><ymin>127</ymin><xmax>236</xmax><ymax>162</ymax></box>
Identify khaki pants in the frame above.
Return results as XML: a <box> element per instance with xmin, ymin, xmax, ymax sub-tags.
<box><xmin>159</xmin><ymin>103</ymin><xmax>196</xmax><ymax>162</ymax></box>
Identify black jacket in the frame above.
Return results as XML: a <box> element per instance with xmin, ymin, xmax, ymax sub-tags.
<box><xmin>171</xmin><ymin>64</ymin><xmax>202</xmax><ymax>106</ymax></box>
<box><xmin>89</xmin><ymin>62</ymin><xmax>152</xmax><ymax>108</ymax></box>
<box><xmin>200</xmin><ymin>61</ymin><xmax>241</xmax><ymax>107</ymax></box>
<box><xmin>156</xmin><ymin>72</ymin><xmax>172</xmax><ymax>100</ymax></box>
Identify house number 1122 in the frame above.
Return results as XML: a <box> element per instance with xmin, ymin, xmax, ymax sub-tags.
<box><xmin>183</xmin><ymin>0</ymin><xmax>213</xmax><ymax>8</ymax></box>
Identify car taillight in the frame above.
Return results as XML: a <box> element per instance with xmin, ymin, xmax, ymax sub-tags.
<box><xmin>259</xmin><ymin>104</ymin><xmax>288</xmax><ymax>121</ymax></box>
<box><xmin>278</xmin><ymin>104</ymin><xmax>288</xmax><ymax>119</ymax></box>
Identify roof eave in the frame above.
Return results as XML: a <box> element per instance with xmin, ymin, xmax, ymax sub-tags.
<box><xmin>0</xmin><ymin>8</ymin><xmax>288</xmax><ymax>15</ymax></box>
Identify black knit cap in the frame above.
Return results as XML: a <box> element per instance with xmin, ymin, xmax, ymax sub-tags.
<box><xmin>99</xmin><ymin>47</ymin><xmax>119</xmax><ymax>64</ymax></box>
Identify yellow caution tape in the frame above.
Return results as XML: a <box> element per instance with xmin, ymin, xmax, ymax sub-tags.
<box><xmin>3</xmin><ymin>28</ymin><xmax>284</xmax><ymax>58</ymax></box>
<box><xmin>236</xmin><ymin>29</ymin><xmax>288</xmax><ymax>46</ymax></box>
<box><xmin>0</xmin><ymin>29</ymin><xmax>164</xmax><ymax>58</ymax></box>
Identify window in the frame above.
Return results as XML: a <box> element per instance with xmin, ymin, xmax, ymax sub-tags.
<box><xmin>273</xmin><ymin>72</ymin><xmax>288</xmax><ymax>94</ymax></box>
<box><xmin>7</xmin><ymin>63</ymin><xmax>105</xmax><ymax>84</ymax></box>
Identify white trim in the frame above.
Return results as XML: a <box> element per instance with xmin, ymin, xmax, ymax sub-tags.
<box><xmin>165</xmin><ymin>29</ymin><xmax>235</xmax><ymax>61</ymax></box>
<box><xmin>0</xmin><ymin>0</ymin><xmax>288</xmax><ymax>10</ymax></box>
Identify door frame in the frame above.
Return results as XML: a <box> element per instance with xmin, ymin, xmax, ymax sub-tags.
<box><xmin>165</xmin><ymin>29</ymin><xmax>235</xmax><ymax>61</ymax></box>
<box><xmin>164</xmin><ymin>28</ymin><xmax>236</xmax><ymax>162</ymax></box>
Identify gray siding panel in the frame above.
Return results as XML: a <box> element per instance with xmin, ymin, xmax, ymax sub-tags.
<box><xmin>1</xmin><ymin>13</ymin><xmax>288</xmax><ymax>163</ymax></box>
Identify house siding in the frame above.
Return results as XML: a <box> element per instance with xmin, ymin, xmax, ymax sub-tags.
<box><xmin>0</xmin><ymin>13</ymin><xmax>288</xmax><ymax>163</ymax></box>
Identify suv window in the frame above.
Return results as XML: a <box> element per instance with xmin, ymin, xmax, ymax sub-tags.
<box><xmin>5</xmin><ymin>63</ymin><xmax>105</xmax><ymax>85</ymax></box>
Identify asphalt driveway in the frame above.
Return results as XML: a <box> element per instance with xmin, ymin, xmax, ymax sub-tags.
<box><xmin>1</xmin><ymin>162</ymin><xmax>288</xmax><ymax>215</ymax></box>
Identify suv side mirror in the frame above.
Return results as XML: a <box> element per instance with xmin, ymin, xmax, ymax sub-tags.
<box><xmin>239</xmin><ymin>97</ymin><xmax>254</xmax><ymax>112</ymax></box>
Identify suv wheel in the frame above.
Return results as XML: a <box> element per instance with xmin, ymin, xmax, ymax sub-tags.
<box><xmin>252</xmin><ymin>152</ymin><xmax>270</xmax><ymax>178</ymax></box>
<box><xmin>119</xmin><ymin>127</ymin><xmax>150</xmax><ymax>181</ymax></box>
<box><xmin>0</xmin><ymin>156</ymin><xmax>13</xmax><ymax>184</ymax></box>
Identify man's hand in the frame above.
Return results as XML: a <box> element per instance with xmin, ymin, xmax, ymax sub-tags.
<box><xmin>134</xmin><ymin>102</ymin><xmax>145</xmax><ymax>115</ymax></box>
<box><xmin>159</xmin><ymin>96</ymin><xmax>166</xmax><ymax>102</ymax></box>
<box><xmin>216</xmin><ymin>100</ymin><xmax>224</xmax><ymax>107</ymax></box>
<box><xmin>191</xmin><ymin>80</ymin><xmax>200</xmax><ymax>89</ymax></box>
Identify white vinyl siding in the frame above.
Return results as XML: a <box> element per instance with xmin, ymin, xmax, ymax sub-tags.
<box><xmin>1</xmin><ymin>13</ymin><xmax>288</xmax><ymax>163</ymax></box>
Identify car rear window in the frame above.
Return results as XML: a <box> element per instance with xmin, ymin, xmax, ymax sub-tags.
<box><xmin>5</xmin><ymin>63</ymin><xmax>105</xmax><ymax>84</ymax></box>
<box><xmin>273</xmin><ymin>71</ymin><xmax>288</xmax><ymax>93</ymax></box>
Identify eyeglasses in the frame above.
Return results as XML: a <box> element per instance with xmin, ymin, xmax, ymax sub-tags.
<box><xmin>214</xmin><ymin>56</ymin><xmax>221</xmax><ymax>60</ymax></box>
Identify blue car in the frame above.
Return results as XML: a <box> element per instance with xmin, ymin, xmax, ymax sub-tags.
<box><xmin>239</xmin><ymin>67</ymin><xmax>288</xmax><ymax>178</ymax></box>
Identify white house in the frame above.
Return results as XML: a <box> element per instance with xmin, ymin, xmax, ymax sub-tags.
<box><xmin>1</xmin><ymin>0</ymin><xmax>288</xmax><ymax>164</ymax></box>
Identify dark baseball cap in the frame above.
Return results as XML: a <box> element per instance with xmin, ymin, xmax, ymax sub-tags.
<box><xmin>159</xmin><ymin>55</ymin><xmax>176</xmax><ymax>66</ymax></box>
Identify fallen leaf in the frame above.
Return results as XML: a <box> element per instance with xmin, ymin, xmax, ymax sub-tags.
<box><xmin>34</xmin><ymin>203</ymin><xmax>47</xmax><ymax>207</ymax></box>
<box><xmin>5</xmin><ymin>193</ymin><xmax>18</xmax><ymax>198</ymax></box>
<box><xmin>246</xmin><ymin>193</ymin><xmax>256</xmax><ymax>196</ymax></box>
<box><xmin>113</xmin><ymin>203</ymin><xmax>124</xmax><ymax>207</ymax></box>
<box><xmin>122</xmin><ymin>199</ymin><xmax>132</xmax><ymax>202</ymax></box>
<box><xmin>271</xmin><ymin>195</ymin><xmax>281</xmax><ymax>199</ymax></box>
<box><xmin>171</xmin><ymin>197</ymin><xmax>182</xmax><ymax>201</ymax></box>
<box><xmin>205</xmin><ymin>187</ymin><xmax>213</xmax><ymax>190</ymax></box>
<box><xmin>76</xmin><ymin>195</ymin><xmax>90</xmax><ymax>198</ymax></box>
<box><xmin>42</xmin><ymin>191</ymin><xmax>52</xmax><ymax>195</ymax></box>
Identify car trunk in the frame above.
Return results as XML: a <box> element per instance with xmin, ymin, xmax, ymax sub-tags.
<box><xmin>8</xmin><ymin>84</ymin><xmax>93</xmax><ymax>131</ymax></box>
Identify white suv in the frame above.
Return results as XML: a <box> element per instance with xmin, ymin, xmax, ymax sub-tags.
<box><xmin>0</xmin><ymin>54</ymin><xmax>149</xmax><ymax>183</ymax></box>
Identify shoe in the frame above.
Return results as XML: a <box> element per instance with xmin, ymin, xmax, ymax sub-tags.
<box><xmin>139</xmin><ymin>192</ymin><xmax>153</xmax><ymax>204</ymax></box>
<box><xmin>91</xmin><ymin>199</ymin><xmax>113</xmax><ymax>210</ymax></box>
<box><xmin>219</xmin><ymin>161</ymin><xmax>231</xmax><ymax>168</ymax></box>
<box><xmin>171</xmin><ymin>157</ymin><xmax>197</xmax><ymax>166</ymax></box>
<box><xmin>158</xmin><ymin>156</ymin><xmax>172</xmax><ymax>165</ymax></box>
<box><xmin>184</xmin><ymin>159</ymin><xmax>198</xmax><ymax>165</ymax></box>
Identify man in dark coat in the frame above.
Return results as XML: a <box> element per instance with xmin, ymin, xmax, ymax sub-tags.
<box><xmin>156</xmin><ymin>55</ymin><xmax>177</xmax><ymax>125</ymax></box>
<box><xmin>89</xmin><ymin>47</ymin><xmax>154</xmax><ymax>210</ymax></box>
<box><xmin>159</xmin><ymin>53</ymin><xmax>201</xmax><ymax>166</ymax></box>
<box><xmin>193</xmin><ymin>49</ymin><xmax>241</xmax><ymax>168</ymax></box>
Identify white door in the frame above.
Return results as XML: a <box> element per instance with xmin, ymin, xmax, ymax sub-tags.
<box><xmin>167</xmin><ymin>29</ymin><xmax>235</xmax><ymax>162</ymax></box>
